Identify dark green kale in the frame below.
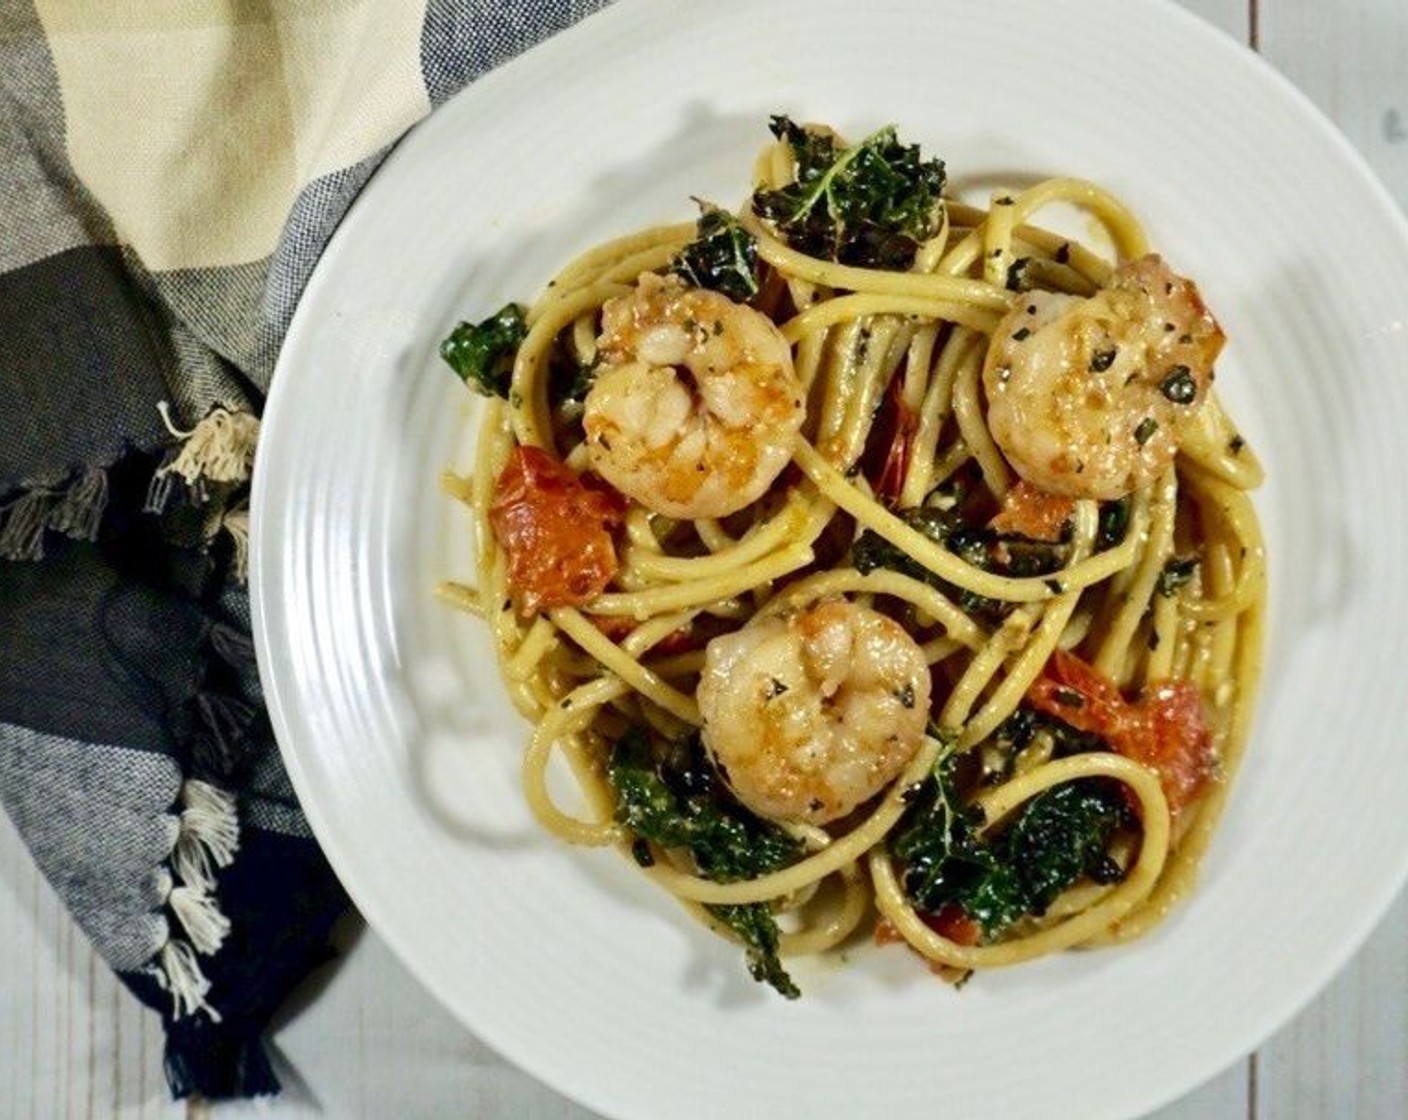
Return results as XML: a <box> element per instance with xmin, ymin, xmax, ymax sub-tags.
<box><xmin>607</xmin><ymin>729</ymin><xmax>804</xmax><ymax>998</ymax></box>
<box><xmin>439</xmin><ymin>303</ymin><xmax>528</xmax><ymax>398</ymax></box>
<box><xmin>891</xmin><ymin>750</ymin><xmax>1129</xmax><ymax>939</ymax></box>
<box><xmin>851</xmin><ymin>506</ymin><xmax>956</xmax><ymax>582</ymax></box>
<box><xmin>708</xmin><ymin>904</ymin><xmax>801</xmax><ymax>1000</ymax></box>
<box><xmin>1156</xmin><ymin>555</ymin><xmax>1200</xmax><ymax>597</ymax></box>
<box><xmin>552</xmin><ymin>354</ymin><xmax>598</xmax><ymax>404</ymax></box>
<box><xmin>998</xmin><ymin>782</ymin><xmax>1130</xmax><ymax>911</ymax></box>
<box><xmin>890</xmin><ymin>751</ymin><xmax>1027</xmax><ymax>936</ymax></box>
<box><xmin>752</xmin><ymin>115</ymin><xmax>947</xmax><ymax>269</ymax></box>
<box><xmin>851</xmin><ymin>506</ymin><xmax>1064</xmax><ymax>625</ymax></box>
<box><xmin>671</xmin><ymin>205</ymin><xmax>760</xmax><ymax>303</ymax></box>
<box><xmin>981</xmin><ymin>706</ymin><xmax>1109</xmax><ymax>785</ymax></box>
<box><xmin>564</xmin><ymin>362</ymin><xmax>596</xmax><ymax>402</ymax></box>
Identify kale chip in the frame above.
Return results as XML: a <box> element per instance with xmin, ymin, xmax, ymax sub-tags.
<box><xmin>752</xmin><ymin>115</ymin><xmax>947</xmax><ymax>269</ymax></box>
<box><xmin>439</xmin><ymin>302</ymin><xmax>528</xmax><ymax>398</ymax></box>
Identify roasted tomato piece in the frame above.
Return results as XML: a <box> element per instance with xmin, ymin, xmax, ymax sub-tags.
<box><xmin>1027</xmin><ymin>649</ymin><xmax>1133</xmax><ymax>742</ymax></box>
<box><xmin>874</xmin><ymin>906</ymin><xmax>981</xmax><ymax>948</ymax></box>
<box><xmin>1027</xmin><ymin>650</ymin><xmax>1215</xmax><ymax>818</ymax></box>
<box><xmin>489</xmin><ymin>445</ymin><xmax>626</xmax><ymax>614</ymax></box>
<box><xmin>872</xmin><ymin>374</ymin><xmax>919</xmax><ymax>508</ymax></box>
<box><xmin>1135</xmin><ymin>680</ymin><xmax>1216</xmax><ymax>817</ymax></box>
<box><xmin>922</xmin><ymin>904</ymin><xmax>982</xmax><ymax>947</ymax></box>
<box><xmin>989</xmin><ymin>480</ymin><xmax>1076</xmax><ymax>542</ymax></box>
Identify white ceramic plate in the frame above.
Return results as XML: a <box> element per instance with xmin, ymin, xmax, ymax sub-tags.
<box><xmin>250</xmin><ymin>2</ymin><xmax>1408</xmax><ymax>1118</ymax></box>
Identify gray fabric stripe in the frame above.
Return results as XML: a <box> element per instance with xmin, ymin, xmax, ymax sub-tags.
<box><xmin>258</xmin><ymin>146</ymin><xmax>395</xmax><ymax>389</ymax></box>
<box><xmin>0</xmin><ymin>1</ymin><xmax>118</xmax><ymax>272</ymax></box>
<box><xmin>239</xmin><ymin>727</ymin><xmax>312</xmax><ymax>839</ymax></box>
<box><xmin>148</xmin><ymin>261</ymin><xmax>281</xmax><ymax>400</ymax></box>
<box><xmin>0</xmin><ymin>724</ymin><xmax>176</xmax><ymax>972</ymax></box>
<box><xmin>153</xmin><ymin>146</ymin><xmax>392</xmax><ymax>396</ymax></box>
<box><xmin>420</xmin><ymin>0</ymin><xmax>614</xmax><ymax>107</ymax></box>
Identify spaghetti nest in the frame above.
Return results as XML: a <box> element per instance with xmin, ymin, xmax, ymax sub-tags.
<box><xmin>439</xmin><ymin>117</ymin><xmax>1265</xmax><ymax>996</ymax></box>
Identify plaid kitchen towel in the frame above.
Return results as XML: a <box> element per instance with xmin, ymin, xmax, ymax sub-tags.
<box><xmin>0</xmin><ymin>0</ymin><xmax>609</xmax><ymax>1101</ymax></box>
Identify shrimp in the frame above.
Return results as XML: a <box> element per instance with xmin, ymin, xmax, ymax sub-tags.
<box><xmin>696</xmin><ymin>598</ymin><xmax>931</xmax><ymax>826</ymax></box>
<box><xmin>582</xmin><ymin>273</ymin><xmax>805</xmax><ymax>520</ymax></box>
<box><xmin>982</xmin><ymin>254</ymin><xmax>1225</xmax><ymax>500</ymax></box>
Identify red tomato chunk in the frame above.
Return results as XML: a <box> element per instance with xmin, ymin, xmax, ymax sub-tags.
<box><xmin>1027</xmin><ymin>649</ymin><xmax>1215</xmax><ymax>819</ymax></box>
<box><xmin>489</xmin><ymin>445</ymin><xmax>626</xmax><ymax>614</ymax></box>
<box><xmin>989</xmin><ymin>480</ymin><xmax>1076</xmax><ymax>542</ymax></box>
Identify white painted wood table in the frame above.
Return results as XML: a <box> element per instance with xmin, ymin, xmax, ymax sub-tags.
<box><xmin>3</xmin><ymin>1</ymin><xmax>1406</xmax><ymax>1117</ymax></box>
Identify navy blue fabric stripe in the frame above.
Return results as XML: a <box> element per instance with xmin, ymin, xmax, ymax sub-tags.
<box><xmin>0</xmin><ymin>533</ymin><xmax>205</xmax><ymax>753</ymax></box>
<box><xmin>119</xmin><ymin>825</ymin><xmax>349</xmax><ymax>1101</ymax></box>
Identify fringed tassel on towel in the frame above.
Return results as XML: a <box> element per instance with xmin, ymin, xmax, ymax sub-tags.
<box><xmin>0</xmin><ymin>467</ymin><xmax>110</xmax><ymax>560</ymax></box>
<box><xmin>47</xmin><ymin>467</ymin><xmax>108</xmax><ymax>539</ymax></box>
<box><xmin>221</xmin><ymin>505</ymin><xmax>250</xmax><ymax>584</ymax></box>
<box><xmin>144</xmin><ymin>469</ymin><xmax>178</xmax><ymax>515</ymax></box>
<box><xmin>208</xmin><ymin>620</ymin><xmax>255</xmax><ymax>673</ymax></box>
<box><xmin>164</xmin><ymin>1016</ymin><xmax>280</xmax><ymax>1101</ymax></box>
<box><xmin>0</xmin><ymin>488</ymin><xmax>50</xmax><ymax>560</ymax></box>
<box><xmin>169</xmin><ymin>885</ymin><xmax>233</xmax><ymax>956</ymax></box>
<box><xmin>172</xmin><ymin>780</ymin><xmax>241</xmax><ymax>896</ymax></box>
<box><xmin>190</xmin><ymin>692</ymin><xmax>256</xmax><ymax>780</ymax></box>
<box><xmin>150</xmin><ymin>777</ymin><xmax>241</xmax><ymax>1024</ymax></box>
<box><xmin>150</xmin><ymin>939</ymin><xmax>220</xmax><ymax>1022</ymax></box>
<box><xmin>156</xmin><ymin>402</ymin><xmax>259</xmax><ymax>487</ymax></box>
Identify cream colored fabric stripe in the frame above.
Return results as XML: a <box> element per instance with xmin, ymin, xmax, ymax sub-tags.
<box><xmin>32</xmin><ymin>0</ymin><xmax>432</xmax><ymax>271</ymax></box>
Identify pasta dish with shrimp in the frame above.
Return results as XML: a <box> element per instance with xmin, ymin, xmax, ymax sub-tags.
<box><xmin>437</xmin><ymin>117</ymin><xmax>1265</xmax><ymax>996</ymax></box>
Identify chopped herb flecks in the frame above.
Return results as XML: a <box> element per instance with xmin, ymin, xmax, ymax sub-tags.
<box><xmin>1090</xmin><ymin>347</ymin><xmax>1118</xmax><ymax>373</ymax></box>
<box><xmin>1006</xmin><ymin>257</ymin><xmax>1031</xmax><ymax>291</ymax></box>
<box><xmin>1160</xmin><ymin>365</ymin><xmax>1197</xmax><ymax>404</ymax></box>
<box><xmin>1156</xmin><ymin>556</ymin><xmax>1200</xmax><ymax>597</ymax></box>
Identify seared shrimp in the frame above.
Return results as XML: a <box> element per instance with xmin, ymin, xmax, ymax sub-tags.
<box><xmin>583</xmin><ymin>273</ymin><xmax>805</xmax><ymax>519</ymax></box>
<box><xmin>697</xmin><ymin>598</ymin><xmax>931</xmax><ymax>826</ymax></box>
<box><xmin>982</xmin><ymin>254</ymin><xmax>1224</xmax><ymax>500</ymax></box>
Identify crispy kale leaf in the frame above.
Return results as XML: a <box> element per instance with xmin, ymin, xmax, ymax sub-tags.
<box><xmin>890</xmin><ymin>751</ymin><xmax>1027</xmax><ymax>936</ymax></box>
<box><xmin>891</xmin><ymin>751</ymin><xmax>1129</xmax><ymax>939</ymax></box>
<box><xmin>608</xmin><ymin>729</ymin><xmax>803</xmax><ymax>997</ymax></box>
<box><xmin>439</xmin><ymin>302</ymin><xmax>528</xmax><ymax>398</ymax></box>
<box><xmin>981</xmin><ymin>706</ymin><xmax>1109</xmax><ymax>786</ymax></box>
<box><xmin>671</xmin><ymin>205</ymin><xmax>760</xmax><ymax>303</ymax></box>
<box><xmin>752</xmin><ymin>115</ymin><xmax>946</xmax><ymax>269</ymax></box>
<box><xmin>852</xmin><ymin>506</ymin><xmax>951</xmax><ymax>575</ymax></box>
<box><xmin>1001</xmin><ymin>781</ymin><xmax>1129</xmax><ymax>913</ymax></box>
<box><xmin>851</xmin><ymin>505</ymin><xmax>1065</xmax><ymax>625</ymax></box>
<box><xmin>708</xmin><ymin>904</ymin><xmax>801</xmax><ymax>1000</ymax></box>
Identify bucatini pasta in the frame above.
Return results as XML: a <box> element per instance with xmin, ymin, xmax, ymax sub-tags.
<box><xmin>437</xmin><ymin>117</ymin><xmax>1265</xmax><ymax>995</ymax></box>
